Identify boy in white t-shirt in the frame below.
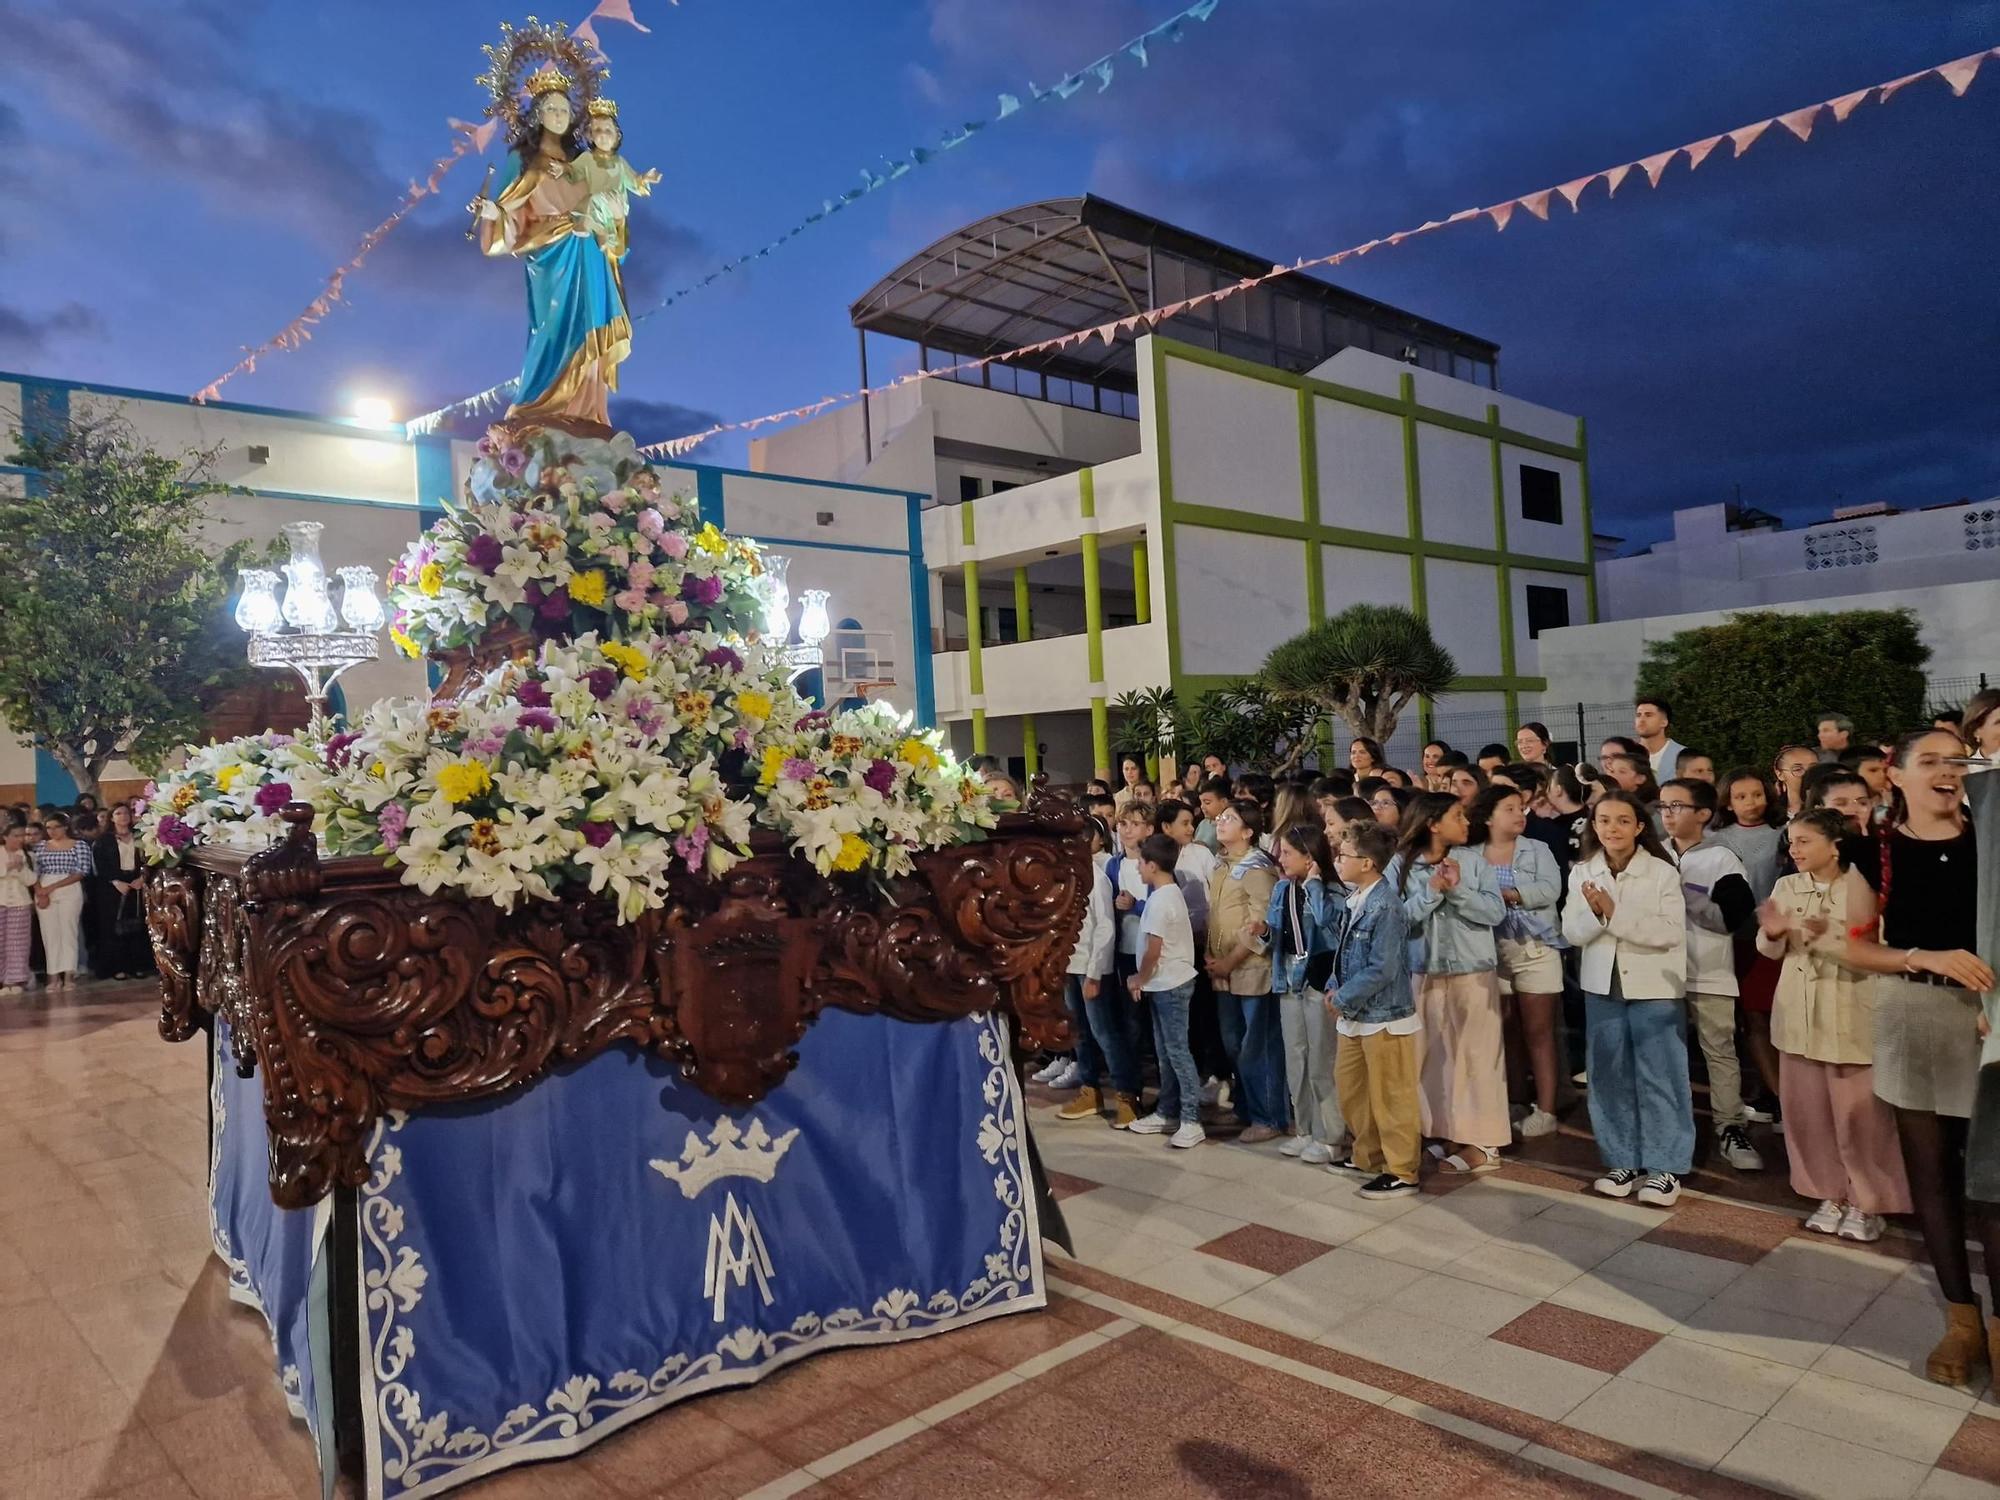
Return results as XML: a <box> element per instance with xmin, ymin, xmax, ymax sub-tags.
<box><xmin>1126</xmin><ymin>833</ymin><xmax>1204</xmax><ymax>1148</ymax></box>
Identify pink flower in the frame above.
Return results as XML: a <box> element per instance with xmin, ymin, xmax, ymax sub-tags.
<box><xmin>501</xmin><ymin>447</ymin><xmax>529</xmax><ymax>475</ymax></box>
<box><xmin>664</xmin><ymin>600</ymin><xmax>690</xmax><ymax>627</ymax></box>
<box><xmin>627</xmin><ymin>559</ymin><xmax>655</xmax><ymax>589</ymax></box>
<box><xmin>584</xmin><ymin>513</ymin><xmax>614</xmax><ymax>536</ymax></box>
<box><xmin>613</xmin><ymin>587</ymin><xmax>649</xmax><ymax>613</ymax></box>
<box><xmin>674</xmin><ymin>825</ymin><xmax>709</xmax><ymax>864</ymax></box>
<box><xmin>601</xmin><ymin>488</ymin><xmax>629</xmax><ymax>513</ymax></box>
<box><xmin>782</xmin><ymin>757</ymin><xmax>816</xmax><ymax>781</ymax></box>
<box><xmin>636</xmin><ymin>508</ymin><xmax>666</xmax><ymax>539</ymax></box>
<box><xmin>604</xmin><ymin>545</ymin><xmax>630</xmax><ymax>569</ymax></box>
<box><xmin>517</xmin><ymin>707</ymin><xmax>557</xmax><ymax>732</ymax></box>
<box><xmin>376</xmin><ymin>802</ymin><xmax>408</xmax><ymax>852</ymax></box>
<box><xmin>253</xmin><ymin>781</ymin><xmax>293</xmax><ymax>815</ymax></box>
<box><xmin>156</xmin><ymin>814</ymin><xmax>195</xmax><ymax>851</ymax></box>
<box><xmin>658</xmin><ymin>532</ymin><xmax>689</xmax><ymax>561</ymax></box>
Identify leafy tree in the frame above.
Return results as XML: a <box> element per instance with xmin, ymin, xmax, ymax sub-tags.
<box><xmin>1111</xmin><ymin>686</ymin><xmax>1184</xmax><ymax>764</ymax></box>
<box><xmin>1635</xmin><ymin>608</ymin><xmax>1930</xmax><ymax>769</ymax></box>
<box><xmin>0</xmin><ymin>416</ymin><xmax>255</xmax><ymax>799</ymax></box>
<box><xmin>1260</xmin><ymin>604</ymin><xmax>1457</xmax><ymax>745</ymax></box>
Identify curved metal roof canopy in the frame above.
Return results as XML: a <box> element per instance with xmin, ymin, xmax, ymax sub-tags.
<box><xmin>849</xmin><ymin>195</ymin><xmax>1500</xmax><ymax>393</ymax></box>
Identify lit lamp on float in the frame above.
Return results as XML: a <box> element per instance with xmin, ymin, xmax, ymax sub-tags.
<box><xmin>759</xmin><ymin>553</ymin><xmax>833</xmax><ymax>681</ymax></box>
<box><xmin>236</xmin><ymin>521</ymin><xmax>384</xmax><ymax>724</ymax></box>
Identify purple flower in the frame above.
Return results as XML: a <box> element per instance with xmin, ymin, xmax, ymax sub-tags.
<box><xmin>580</xmin><ymin>820</ymin><xmax>615</xmax><ymax>848</ymax></box>
<box><xmin>326</xmin><ymin>731</ymin><xmax>362</xmax><ymax>769</ymax></box>
<box><xmin>585</xmin><ymin>667</ymin><xmax>618</xmax><ymax>701</ymax></box>
<box><xmin>674</xmin><ymin>825</ymin><xmax>710</xmax><ymax>864</ymax></box>
<box><xmin>253</xmin><ymin>781</ymin><xmax>293</xmax><ymax>815</ymax></box>
<box><xmin>155</xmin><ymin>814</ymin><xmax>195</xmax><ymax>851</ymax></box>
<box><xmin>467</xmin><ymin>732</ymin><xmax>507</xmax><ymax>756</ymax></box>
<box><xmin>679</xmin><ymin>573</ymin><xmax>724</xmax><ymax>606</ymax></box>
<box><xmin>732</xmin><ymin>726</ymin><xmax>755</xmax><ymax>751</ymax></box>
<box><xmin>782</xmin><ymin>757</ymin><xmax>817</xmax><ymax>782</ymax></box>
<box><xmin>516</xmin><ymin>679</ymin><xmax>550</xmax><ymax>708</ymax></box>
<box><xmin>794</xmin><ymin>711</ymin><xmax>830</xmax><ymax>731</ymax></box>
<box><xmin>376</xmin><ymin>802</ymin><xmax>408</xmax><ymax>852</ymax></box>
<box><xmin>500</xmin><ymin>446</ymin><xmax>529</xmax><ymax>475</ymax></box>
<box><xmin>517</xmin><ymin>707</ymin><xmax>557</xmax><ymax>732</ymax></box>
<box><xmin>863</xmin><ymin>758</ymin><xmax>897</xmax><ymax>795</ymax></box>
<box><xmin>475</xmin><ymin>434</ymin><xmax>496</xmax><ymax>458</ymax></box>
<box><xmin>701</xmin><ymin>645</ymin><xmax>743</xmax><ymax>673</ymax></box>
<box><xmin>465</xmin><ymin>533</ymin><xmax>503</xmax><ymax>573</ymax></box>
<box><xmin>535</xmin><ymin>584</ymin><xmax>571</xmax><ymax>622</ymax></box>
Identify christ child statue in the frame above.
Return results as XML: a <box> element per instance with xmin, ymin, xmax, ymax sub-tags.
<box><xmin>567</xmin><ymin>99</ymin><xmax>660</xmax><ymax>262</ymax></box>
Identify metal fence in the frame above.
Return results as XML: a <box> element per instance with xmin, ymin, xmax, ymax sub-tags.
<box><xmin>1424</xmin><ymin>672</ymin><xmax>1990</xmax><ymax>766</ymax></box>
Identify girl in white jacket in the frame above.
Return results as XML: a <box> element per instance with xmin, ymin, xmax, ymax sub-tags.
<box><xmin>1562</xmin><ymin>790</ymin><xmax>1692</xmax><ymax>1208</ymax></box>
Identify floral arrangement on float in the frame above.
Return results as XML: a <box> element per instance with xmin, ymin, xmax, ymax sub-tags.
<box><xmin>138</xmin><ymin>431</ymin><xmax>1001</xmax><ymax>919</ymax></box>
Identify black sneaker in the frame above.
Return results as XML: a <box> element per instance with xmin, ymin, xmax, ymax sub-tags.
<box><xmin>1716</xmin><ymin>1124</ymin><xmax>1764</xmax><ymax>1172</ymax></box>
<box><xmin>1636</xmin><ymin>1172</ymin><xmax>1683</xmax><ymax>1208</ymax></box>
<box><xmin>1358</xmin><ymin>1173</ymin><xmax>1419</xmax><ymax>1198</ymax></box>
<box><xmin>1593</xmin><ymin>1167</ymin><xmax>1643</xmax><ymax>1199</ymax></box>
<box><xmin>1325</xmin><ymin>1157</ymin><xmax>1371</xmax><ymax>1177</ymax></box>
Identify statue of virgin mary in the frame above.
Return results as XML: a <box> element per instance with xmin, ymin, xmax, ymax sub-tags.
<box><xmin>473</xmin><ymin>34</ymin><xmax>630</xmax><ymax>436</ymax></box>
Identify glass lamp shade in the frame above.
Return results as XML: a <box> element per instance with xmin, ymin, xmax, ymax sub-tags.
<box><xmin>797</xmin><ymin>588</ymin><xmax>832</xmax><ymax>647</ymax></box>
<box><xmin>338</xmin><ymin>566</ymin><xmax>385</xmax><ymax>632</ymax></box>
<box><xmin>279</xmin><ymin>521</ymin><xmax>336</xmax><ymax>632</ymax></box>
<box><xmin>235</xmin><ymin>569</ymin><xmax>282</xmax><ymax>634</ymax></box>
<box><xmin>759</xmin><ymin>553</ymin><xmax>792</xmax><ymax>639</ymax></box>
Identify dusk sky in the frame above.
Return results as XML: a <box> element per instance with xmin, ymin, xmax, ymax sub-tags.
<box><xmin>0</xmin><ymin>0</ymin><xmax>1995</xmax><ymax>545</ymax></box>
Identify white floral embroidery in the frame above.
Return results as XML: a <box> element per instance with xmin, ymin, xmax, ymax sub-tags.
<box><xmin>360</xmin><ymin>1013</ymin><xmax>1038</xmax><ymax>1497</ymax></box>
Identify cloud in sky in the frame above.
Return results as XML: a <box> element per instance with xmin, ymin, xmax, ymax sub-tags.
<box><xmin>0</xmin><ymin>301</ymin><xmax>102</xmax><ymax>358</ymax></box>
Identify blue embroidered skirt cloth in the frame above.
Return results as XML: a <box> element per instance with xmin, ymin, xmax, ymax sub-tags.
<box><xmin>207</xmin><ymin>1008</ymin><xmax>1045</xmax><ymax>1498</ymax></box>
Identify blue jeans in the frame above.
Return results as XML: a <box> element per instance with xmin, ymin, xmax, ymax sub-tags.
<box><xmin>1072</xmin><ymin>974</ymin><xmax>1140</xmax><ymax>1097</ymax></box>
<box><xmin>1585</xmin><ymin>993</ymin><xmax>1695</xmax><ymax>1175</ymax></box>
<box><xmin>1148</xmin><ymin>981</ymin><xmax>1202</xmax><ymax>1124</ymax></box>
<box><xmin>1217</xmin><ymin>990</ymin><xmax>1289</xmax><ymax>1129</ymax></box>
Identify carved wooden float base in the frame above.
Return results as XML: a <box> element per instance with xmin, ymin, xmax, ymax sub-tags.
<box><xmin>148</xmin><ymin>801</ymin><xmax>1087</xmax><ymax>1208</ymax></box>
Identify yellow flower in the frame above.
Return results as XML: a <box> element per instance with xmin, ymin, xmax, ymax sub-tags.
<box><xmin>435</xmin><ymin>759</ymin><xmax>492</xmax><ymax>804</ymax></box>
<box><xmin>897</xmin><ymin>737</ymin><xmax>939</xmax><ymax>770</ymax></box>
<box><xmin>369</xmin><ymin>761</ymin><xmax>387</xmax><ymax>779</ymax></box>
<box><xmin>600</xmin><ymin>641</ymin><xmax>649</xmax><ymax>680</ymax></box>
<box><xmin>569</xmin><ymin>569</ymin><xmax>608</xmax><ymax>607</ymax></box>
<box><xmin>832</xmin><ymin>833</ymin><xmax>871</xmax><ymax>873</ymax></box>
<box><xmin>804</xmin><ymin>776</ymin><xmax>833</xmax><ymax>811</ymax></box>
<box><xmin>694</xmin><ymin>523</ymin><xmax>728</xmax><ymax>555</ymax></box>
<box><xmin>758</xmin><ymin>745</ymin><xmax>786</xmax><ymax>788</ymax></box>
<box><xmin>215</xmin><ymin>764</ymin><xmax>243</xmax><ymax>793</ymax></box>
<box><xmin>735</xmin><ymin>689</ymin><xmax>773</xmax><ymax>723</ymax></box>
<box><xmin>170</xmin><ymin>783</ymin><xmax>198</xmax><ymax>812</ymax></box>
<box><xmin>674</xmin><ymin>689</ymin><xmax>713</xmax><ymax>728</ymax></box>
<box><xmin>390</xmin><ymin>626</ymin><xmax>419</xmax><ymax>659</ymax></box>
<box><xmin>418</xmin><ymin>562</ymin><xmax>445</xmax><ymax>597</ymax></box>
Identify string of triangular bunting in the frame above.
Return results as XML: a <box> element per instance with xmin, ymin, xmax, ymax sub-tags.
<box><xmin>636</xmin><ymin>43</ymin><xmax>1997</xmax><ymax>459</ymax></box>
<box><xmin>407</xmin><ymin>0</ymin><xmax>1228</xmax><ymax>434</ymax></box>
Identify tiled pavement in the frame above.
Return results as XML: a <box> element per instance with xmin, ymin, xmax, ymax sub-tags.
<box><xmin>6</xmin><ymin>982</ymin><xmax>2000</xmax><ymax>1499</ymax></box>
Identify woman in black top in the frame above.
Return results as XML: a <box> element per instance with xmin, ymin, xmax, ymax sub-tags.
<box><xmin>91</xmin><ymin>803</ymin><xmax>154</xmax><ymax>980</ymax></box>
<box><xmin>1844</xmin><ymin>729</ymin><xmax>1995</xmax><ymax>1386</ymax></box>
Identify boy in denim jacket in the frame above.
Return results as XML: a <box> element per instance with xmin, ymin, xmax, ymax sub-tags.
<box><xmin>1326</xmin><ymin>822</ymin><xmax>1420</xmax><ymax>1197</ymax></box>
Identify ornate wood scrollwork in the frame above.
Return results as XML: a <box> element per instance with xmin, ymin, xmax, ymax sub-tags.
<box><xmin>149</xmin><ymin>793</ymin><xmax>1089</xmax><ymax>1208</ymax></box>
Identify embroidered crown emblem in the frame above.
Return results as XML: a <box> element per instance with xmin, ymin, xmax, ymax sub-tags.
<box><xmin>649</xmin><ymin>1116</ymin><xmax>799</xmax><ymax>1200</ymax></box>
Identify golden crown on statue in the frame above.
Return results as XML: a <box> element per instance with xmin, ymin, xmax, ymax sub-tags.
<box><xmin>526</xmin><ymin>62</ymin><xmax>572</xmax><ymax>97</ymax></box>
<box><xmin>586</xmin><ymin>97</ymin><xmax>620</xmax><ymax>119</ymax></box>
<box><xmin>476</xmin><ymin>18</ymin><xmax>608</xmax><ymax>138</ymax></box>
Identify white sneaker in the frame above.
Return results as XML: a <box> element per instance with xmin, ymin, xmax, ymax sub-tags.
<box><xmin>1572</xmin><ymin>1070</ymin><xmax>1589</xmax><ymax>1088</ymax></box>
<box><xmin>1635</xmin><ymin>1172</ymin><xmax>1682</xmax><ymax>1208</ymax></box>
<box><xmin>1200</xmin><ymin>1076</ymin><xmax>1223</xmax><ymax>1107</ymax></box>
<box><xmin>1803</xmin><ymin>1199</ymin><xmax>1843</xmax><ymax>1235</ymax></box>
<box><xmin>1836</xmin><ymin>1206</ymin><xmax>1884</xmax><ymax>1242</ymax></box>
<box><xmin>1300</xmin><ymin>1141</ymin><xmax>1334</xmax><ymax>1165</ymax></box>
<box><xmin>1518</xmin><ymin>1108</ymin><xmax>1559</xmax><ymax>1139</ymax></box>
<box><xmin>1126</xmin><ymin>1111</ymin><xmax>1170</xmax><ymax>1135</ymax></box>
<box><xmin>1047</xmin><ymin>1060</ymin><xmax>1081</xmax><ymax>1090</ymax></box>
<box><xmin>0</xmin><ymin>985</ymin><xmax>21</xmax><ymax>998</ymax></box>
<box><xmin>1169</xmin><ymin>1121</ymin><xmax>1206</xmax><ymax>1149</ymax></box>
<box><xmin>1716</xmin><ymin>1125</ymin><xmax>1764</xmax><ymax>1172</ymax></box>
<box><xmin>1279</xmin><ymin>1134</ymin><xmax>1309</xmax><ymax>1158</ymax></box>
<box><xmin>1031</xmin><ymin>1058</ymin><xmax>1065</xmax><ymax>1083</ymax></box>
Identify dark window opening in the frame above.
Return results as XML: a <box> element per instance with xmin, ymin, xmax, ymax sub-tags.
<box><xmin>958</xmin><ymin>475</ymin><xmax>982</xmax><ymax>503</ymax></box>
<box><xmin>1520</xmin><ymin>464</ymin><xmax>1563</xmax><ymax>525</ymax></box>
<box><xmin>1524</xmin><ymin>584</ymin><xmax>1571</xmax><ymax>640</ymax></box>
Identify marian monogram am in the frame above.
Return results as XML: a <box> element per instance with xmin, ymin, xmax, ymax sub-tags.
<box><xmin>650</xmin><ymin>1115</ymin><xmax>796</xmax><ymax>1321</ymax></box>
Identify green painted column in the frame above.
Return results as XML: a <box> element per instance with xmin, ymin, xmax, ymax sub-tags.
<box><xmin>1080</xmin><ymin>468</ymin><xmax>1111</xmax><ymax>776</ymax></box>
<box><xmin>961</xmin><ymin>503</ymin><xmax>986</xmax><ymax>754</ymax></box>
<box><xmin>1131</xmin><ymin>539</ymin><xmax>1150</xmax><ymax>625</ymax></box>
<box><xmin>1013</xmin><ymin>566</ymin><xmax>1037</xmax><ymax>776</ymax></box>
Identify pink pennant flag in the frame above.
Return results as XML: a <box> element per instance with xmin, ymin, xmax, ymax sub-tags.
<box><xmin>1776</xmin><ymin>105</ymin><xmax>1821</xmax><ymax>142</ymax></box>
<box><xmin>1638</xmin><ymin>150</ymin><xmax>1676</xmax><ymax>186</ymax></box>
<box><xmin>1684</xmin><ymin>135</ymin><xmax>1724</xmax><ymax>170</ymax></box>
<box><xmin>1604</xmin><ymin>162</ymin><xmax>1635</xmax><ymax>196</ymax></box>
<box><xmin>1728</xmin><ymin>119</ymin><xmax>1773</xmax><ymax>156</ymax></box>
<box><xmin>1555</xmin><ymin>175</ymin><xmax>1594</xmax><ymax>211</ymax></box>
<box><xmin>1486</xmin><ymin>203</ymin><xmax>1516</xmax><ymax>232</ymax></box>
<box><xmin>1118</xmin><ymin>315</ymin><xmax>1142</xmax><ymax>335</ymax></box>
<box><xmin>1518</xmin><ymin>189</ymin><xmax>1553</xmax><ymax>220</ymax></box>
<box><xmin>594</xmin><ymin>0</ymin><xmax>653</xmax><ymax>32</ymax></box>
<box><xmin>450</xmin><ymin>117</ymin><xmax>501</xmax><ymax>153</ymax></box>
<box><xmin>1385</xmin><ymin>230</ymin><xmax>1411</xmax><ymax>246</ymax></box>
<box><xmin>1938</xmin><ymin>52</ymin><xmax>1988</xmax><ymax>97</ymax></box>
<box><xmin>573</xmin><ymin>17</ymin><xmax>600</xmax><ymax>49</ymax></box>
<box><xmin>1096</xmin><ymin>324</ymin><xmax>1116</xmax><ymax>345</ymax></box>
<box><xmin>1879</xmin><ymin>68</ymin><xmax>1929</xmax><ymax>101</ymax></box>
<box><xmin>1828</xmin><ymin>88</ymin><xmax>1872</xmax><ymax>122</ymax></box>
<box><xmin>1445</xmin><ymin>207</ymin><xmax>1481</xmax><ymax>225</ymax></box>
<box><xmin>1352</xmin><ymin>238</ymin><xmax>1383</xmax><ymax>256</ymax></box>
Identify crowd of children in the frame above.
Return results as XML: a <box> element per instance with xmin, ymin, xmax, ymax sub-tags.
<box><xmin>1032</xmin><ymin>687</ymin><xmax>2000</xmax><ymax>1385</ymax></box>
